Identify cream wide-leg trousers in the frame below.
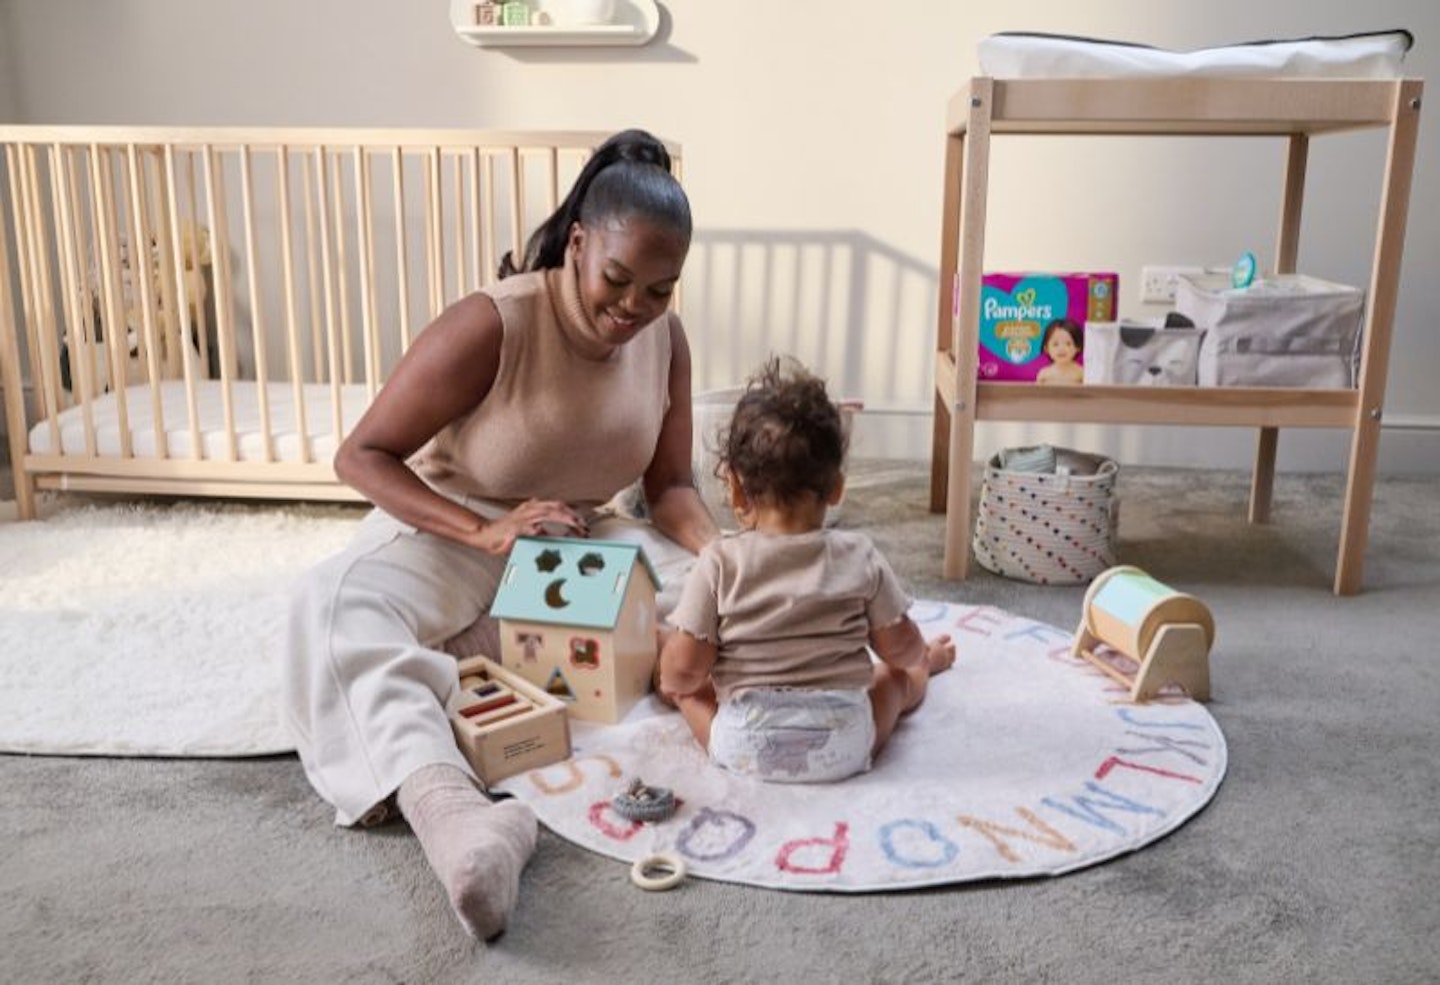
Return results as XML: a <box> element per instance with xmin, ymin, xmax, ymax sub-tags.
<box><xmin>283</xmin><ymin>499</ymin><xmax>695</xmax><ymax>826</ymax></box>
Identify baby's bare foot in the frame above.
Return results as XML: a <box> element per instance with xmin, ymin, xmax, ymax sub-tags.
<box><xmin>926</xmin><ymin>635</ymin><xmax>957</xmax><ymax>675</ymax></box>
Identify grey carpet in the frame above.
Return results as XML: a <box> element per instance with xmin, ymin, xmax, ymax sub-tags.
<box><xmin>3</xmin><ymin>459</ymin><xmax>1438</xmax><ymax>984</ymax></box>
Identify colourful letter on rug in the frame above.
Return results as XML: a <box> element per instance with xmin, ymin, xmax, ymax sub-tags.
<box><xmin>776</xmin><ymin>822</ymin><xmax>850</xmax><ymax>875</ymax></box>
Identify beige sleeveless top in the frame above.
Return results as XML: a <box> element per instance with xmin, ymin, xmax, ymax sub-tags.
<box><xmin>412</xmin><ymin>263</ymin><xmax>673</xmax><ymax>510</ymax></box>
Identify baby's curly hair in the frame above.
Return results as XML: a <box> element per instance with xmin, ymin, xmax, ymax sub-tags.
<box><xmin>719</xmin><ymin>356</ymin><xmax>846</xmax><ymax>507</ymax></box>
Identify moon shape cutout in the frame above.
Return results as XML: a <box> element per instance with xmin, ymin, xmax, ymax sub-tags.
<box><xmin>545</xmin><ymin>578</ymin><xmax>570</xmax><ymax>609</ymax></box>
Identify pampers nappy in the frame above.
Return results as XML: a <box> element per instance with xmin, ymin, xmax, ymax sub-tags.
<box><xmin>974</xmin><ymin>272</ymin><xmax>1118</xmax><ymax>381</ymax></box>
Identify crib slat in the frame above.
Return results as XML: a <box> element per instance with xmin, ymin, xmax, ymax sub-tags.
<box><xmin>329</xmin><ymin>150</ymin><xmax>355</xmax><ymax>386</ymax></box>
<box><xmin>355</xmin><ymin>147</ymin><xmax>380</xmax><ymax>402</ymax></box>
<box><xmin>302</xmin><ymin>155</ymin><xmax>323</xmax><ymax>385</ymax></box>
<box><xmin>425</xmin><ymin>146</ymin><xmax>443</xmax><ymax>317</ymax></box>
<box><xmin>89</xmin><ymin>143</ymin><xmax>137</xmax><ymax>459</ymax></box>
<box><xmin>312</xmin><ymin>147</ymin><xmax>345</xmax><ymax>446</ymax></box>
<box><xmin>147</xmin><ymin>153</ymin><xmax>181</xmax><ymax>384</ymax></box>
<box><xmin>545</xmin><ymin>146</ymin><xmax>560</xmax><ymax>218</ymax></box>
<box><xmin>0</xmin><ymin>152</ymin><xmax>38</xmax><ymax>518</ymax></box>
<box><xmin>482</xmin><ymin>153</ymin><xmax>497</xmax><ymax>284</ymax></box>
<box><xmin>162</xmin><ymin>145</ymin><xmax>205</xmax><ymax>460</ymax></box>
<box><xmin>391</xmin><ymin>147</ymin><xmax>413</xmax><ymax>353</ymax></box>
<box><xmin>49</xmin><ymin>145</ymin><xmax>99</xmax><ymax>456</ymax></box>
<box><xmin>182</xmin><ymin>153</ymin><xmax>214</xmax><ymax>384</ymax></box>
<box><xmin>125</xmin><ymin>144</ymin><xmax>170</xmax><ymax>459</ymax></box>
<box><xmin>274</xmin><ymin>146</ymin><xmax>313</xmax><ymax>464</ymax></box>
<box><xmin>203</xmin><ymin>146</ymin><xmax>241</xmax><ymax>462</ymax></box>
<box><xmin>468</xmin><ymin>148</ymin><xmax>483</xmax><ymax>293</ymax></box>
<box><xmin>17</xmin><ymin>145</ymin><xmax>67</xmax><ymax>454</ymax></box>
<box><xmin>510</xmin><ymin>147</ymin><xmax>524</xmax><ymax>276</ymax></box>
<box><xmin>237</xmin><ymin>144</ymin><xmax>276</xmax><ymax>463</ymax></box>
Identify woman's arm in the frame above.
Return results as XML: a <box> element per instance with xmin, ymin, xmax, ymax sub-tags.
<box><xmin>643</xmin><ymin>317</ymin><xmax>721</xmax><ymax>554</ymax></box>
<box><xmin>333</xmin><ymin>293</ymin><xmax>585</xmax><ymax>553</ymax></box>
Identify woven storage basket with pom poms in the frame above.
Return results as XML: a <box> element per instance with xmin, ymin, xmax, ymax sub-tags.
<box><xmin>972</xmin><ymin>445</ymin><xmax>1119</xmax><ymax>585</ymax></box>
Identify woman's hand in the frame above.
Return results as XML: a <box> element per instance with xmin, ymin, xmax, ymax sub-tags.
<box><xmin>466</xmin><ymin>499</ymin><xmax>590</xmax><ymax>555</ymax></box>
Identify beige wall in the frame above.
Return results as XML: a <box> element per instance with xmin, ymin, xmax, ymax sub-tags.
<box><xmin>2</xmin><ymin>0</ymin><xmax>1436</xmax><ymax>471</ymax></box>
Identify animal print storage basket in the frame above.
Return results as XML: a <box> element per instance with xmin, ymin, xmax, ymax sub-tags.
<box><xmin>972</xmin><ymin>445</ymin><xmax>1119</xmax><ymax>585</ymax></box>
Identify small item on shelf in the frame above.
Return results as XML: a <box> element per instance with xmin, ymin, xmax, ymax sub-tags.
<box><xmin>473</xmin><ymin>2</ymin><xmax>498</xmax><ymax>26</ymax></box>
<box><xmin>499</xmin><ymin>1</ymin><xmax>530</xmax><ymax>26</ymax></box>
<box><xmin>549</xmin><ymin>0</ymin><xmax>617</xmax><ymax>26</ymax></box>
<box><xmin>1083</xmin><ymin>313</ymin><xmax>1202</xmax><ymax>386</ymax></box>
<box><xmin>1231</xmin><ymin>250</ymin><xmax>1258</xmax><ymax>289</ymax></box>
<box><xmin>530</xmin><ymin>9</ymin><xmax>552</xmax><ymax>25</ymax></box>
<box><xmin>973</xmin><ymin>271</ymin><xmax>1118</xmax><ymax>383</ymax></box>
<box><xmin>1176</xmin><ymin>272</ymin><xmax>1365</xmax><ymax>388</ymax></box>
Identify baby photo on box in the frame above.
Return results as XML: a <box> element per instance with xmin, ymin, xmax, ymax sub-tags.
<box><xmin>975</xmin><ymin>272</ymin><xmax>1118</xmax><ymax>383</ymax></box>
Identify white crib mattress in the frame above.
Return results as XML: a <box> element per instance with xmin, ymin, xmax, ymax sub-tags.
<box><xmin>28</xmin><ymin>380</ymin><xmax>373</xmax><ymax>463</ymax></box>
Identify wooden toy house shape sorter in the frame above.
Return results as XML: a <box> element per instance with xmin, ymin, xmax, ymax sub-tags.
<box><xmin>490</xmin><ymin>536</ymin><xmax>659</xmax><ymax>723</ymax></box>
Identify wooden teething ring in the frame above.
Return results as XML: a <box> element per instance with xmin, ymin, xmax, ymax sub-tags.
<box><xmin>630</xmin><ymin>852</ymin><xmax>687</xmax><ymax>891</ymax></box>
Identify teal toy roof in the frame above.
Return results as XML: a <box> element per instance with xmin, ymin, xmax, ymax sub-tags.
<box><xmin>490</xmin><ymin>536</ymin><xmax>658</xmax><ymax>630</ymax></box>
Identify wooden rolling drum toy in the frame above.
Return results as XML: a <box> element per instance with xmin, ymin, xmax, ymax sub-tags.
<box><xmin>1071</xmin><ymin>565</ymin><xmax>1215</xmax><ymax>702</ymax></box>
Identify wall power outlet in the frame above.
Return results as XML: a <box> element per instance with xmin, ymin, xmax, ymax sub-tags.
<box><xmin>1140</xmin><ymin>265</ymin><xmax>1207</xmax><ymax>305</ymax></box>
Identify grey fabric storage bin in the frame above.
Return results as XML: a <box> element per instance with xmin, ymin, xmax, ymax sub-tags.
<box><xmin>1083</xmin><ymin>319</ymin><xmax>1203</xmax><ymax>385</ymax></box>
<box><xmin>1176</xmin><ymin>274</ymin><xmax>1364</xmax><ymax>388</ymax></box>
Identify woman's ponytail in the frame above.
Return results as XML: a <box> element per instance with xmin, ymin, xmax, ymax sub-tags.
<box><xmin>498</xmin><ymin>129</ymin><xmax>687</xmax><ymax>278</ymax></box>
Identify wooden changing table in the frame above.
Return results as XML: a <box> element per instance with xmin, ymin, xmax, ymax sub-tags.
<box><xmin>929</xmin><ymin>76</ymin><xmax>1423</xmax><ymax>595</ymax></box>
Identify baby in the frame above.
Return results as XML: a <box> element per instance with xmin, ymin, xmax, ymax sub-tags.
<box><xmin>1035</xmin><ymin>317</ymin><xmax>1084</xmax><ymax>385</ymax></box>
<box><xmin>658</xmin><ymin>357</ymin><xmax>955</xmax><ymax>783</ymax></box>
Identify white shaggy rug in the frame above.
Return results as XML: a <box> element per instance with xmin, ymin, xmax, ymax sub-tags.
<box><xmin>495</xmin><ymin>600</ymin><xmax>1227</xmax><ymax>892</ymax></box>
<box><xmin>0</xmin><ymin>497</ymin><xmax>362</xmax><ymax>756</ymax></box>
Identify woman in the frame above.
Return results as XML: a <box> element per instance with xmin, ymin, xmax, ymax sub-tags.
<box><xmin>283</xmin><ymin>129</ymin><xmax>718</xmax><ymax>940</ymax></box>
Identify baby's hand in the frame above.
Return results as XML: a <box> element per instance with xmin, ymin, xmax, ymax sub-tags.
<box><xmin>925</xmin><ymin>634</ymin><xmax>957</xmax><ymax>676</ymax></box>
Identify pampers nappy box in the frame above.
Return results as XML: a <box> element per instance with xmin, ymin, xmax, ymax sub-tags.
<box><xmin>1175</xmin><ymin>273</ymin><xmax>1364</xmax><ymax>387</ymax></box>
<box><xmin>975</xmin><ymin>272</ymin><xmax>1118</xmax><ymax>381</ymax></box>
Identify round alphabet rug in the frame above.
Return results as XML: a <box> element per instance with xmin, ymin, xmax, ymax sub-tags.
<box><xmin>493</xmin><ymin>600</ymin><xmax>1228</xmax><ymax>892</ymax></box>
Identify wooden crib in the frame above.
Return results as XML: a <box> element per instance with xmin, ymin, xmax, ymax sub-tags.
<box><xmin>0</xmin><ymin>126</ymin><xmax>669</xmax><ymax>519</ymax></box>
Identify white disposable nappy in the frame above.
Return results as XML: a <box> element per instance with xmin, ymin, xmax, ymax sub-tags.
<box><xmin>709</xmin><ymin>688</ymin><xmax>875</xmax><ymax>783</ymax></box>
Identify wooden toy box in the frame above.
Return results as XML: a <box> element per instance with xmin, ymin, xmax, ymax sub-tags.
<box><xmin>450</xmin><ymin>655</ymin><xmax>572</xmax><ymax>785</ymax></box>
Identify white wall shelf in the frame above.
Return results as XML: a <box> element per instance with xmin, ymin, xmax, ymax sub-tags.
<box><xmin>453</xmin><ymin>0</ymin><xmax>659</xmax><ymax>48</ymax></box>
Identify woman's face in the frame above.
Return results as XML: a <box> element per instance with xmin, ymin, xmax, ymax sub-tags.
<box><xmin>569</xmin><ymin>216</ymin><xmax>688</xmax><ymax>345</ymax></box>
<box><xmin>1046</xmin><ymin>328</ymin><xmax>1078</xmax><ymax>365</ymax></box>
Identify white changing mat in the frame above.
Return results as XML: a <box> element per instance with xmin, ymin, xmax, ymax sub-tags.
<box><xmin>28</xmin><ymin>380</ymin><xmax>371</xmax><ymax>462</ymax></box>
<box><xmin>978</xmin><ymin>30</ymin><xmax>1412</xmax><ymax>80</ymax></box>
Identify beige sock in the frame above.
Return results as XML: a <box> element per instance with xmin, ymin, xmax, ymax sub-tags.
<box><xmin>397</xmin><ymin>763</ymin><xmax>538</xmax><ymax>941</ymax></box>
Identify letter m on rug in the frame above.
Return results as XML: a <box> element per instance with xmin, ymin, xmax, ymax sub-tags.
<box><xmin>1040</xmin><ymin>781</ymin><xmax>1165</xmax><ymax>835</ymax></box>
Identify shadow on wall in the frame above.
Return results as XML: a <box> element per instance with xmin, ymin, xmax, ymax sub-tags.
<box><xmin>684</xmin><ymin>229</ymin><xmax>938</xmax><ymax>411</ymax></box>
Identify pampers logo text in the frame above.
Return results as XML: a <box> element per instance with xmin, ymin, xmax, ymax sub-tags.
<box><xmin>983</xmin><ymin>287</ymin><xmax>1054</xmax><ymax>323</ymax></box>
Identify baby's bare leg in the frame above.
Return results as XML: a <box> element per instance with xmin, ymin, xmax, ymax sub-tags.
<box><xmin>651</xmin><ymin>625</ymin><xmax>677</xmax><ymax>708</ymax></box>
<box><xmin>870</xmin><ymin>635</ymin><xmax>956</xmax><ymax>753</ymax></box>
<box><xmin>673</xmin><ymin>680</ymin><xmax>719</xmax><ymax>751</ymax></box>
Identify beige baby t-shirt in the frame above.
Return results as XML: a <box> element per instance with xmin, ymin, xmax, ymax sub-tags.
<box><xmin>669</xmin><ymin>528</ymin><xmax>912</xmax><ymax>702</ymax></box>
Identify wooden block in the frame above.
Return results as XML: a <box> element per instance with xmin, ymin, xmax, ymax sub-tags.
<box><xmin>499</xmin><ymin>2</ymin><xmax>530</xmax><ymax>26</ymax></box>
<box><xmin>469</xmin><ymin>701</ymin><xmax>532</xmax><ymax>727</ymax></box>
<box><xmin>459</xmin><ymin>691</ymin><xmax>518</xmax><ymax>717</ymax></box>
<box><xmin>450</xmin><ymin>655</ymin><xmax>571</xmax><ymax>785</ymax></box>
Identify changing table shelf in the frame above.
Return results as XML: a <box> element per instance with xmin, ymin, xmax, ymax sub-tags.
<box><xmin>930</xmin><ymin>76</ymin><xmax>1423</xmax><ymax>594</ymax></box>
